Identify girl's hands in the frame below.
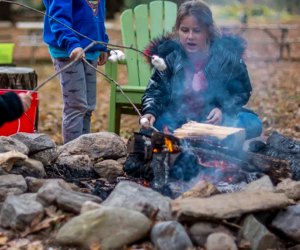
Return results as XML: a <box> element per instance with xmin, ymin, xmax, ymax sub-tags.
<box><xmin>18</xmin><ymin>92</ymin><xmax>32</xmax><ymax>112</ymax></box>
<box><xmin>206</xmin><ymin>108</ymin><xmax>222</xmax><ymax>125</ymax></box>
<box><xmin>140</xmin><ymin>114</ymin><xmax>156</xmax><ymax>128</ymax></box>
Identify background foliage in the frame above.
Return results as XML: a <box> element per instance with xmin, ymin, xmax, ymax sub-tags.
<box><xmin>1</xmin><ymin>0</ymin><xmax>299</xmax><ymax>22</ymax></box>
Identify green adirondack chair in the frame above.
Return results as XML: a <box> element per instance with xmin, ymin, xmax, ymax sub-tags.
<box><xmin>106</xmin><ymin>0</ymin><xmax>177</xmax><ymax>134</ymax></box>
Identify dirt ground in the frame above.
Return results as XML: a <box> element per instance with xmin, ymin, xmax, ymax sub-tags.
<box><xmin>6</xmin><ymin>21</ymin><xmax>300</xmax><ymax>145</ymax></box>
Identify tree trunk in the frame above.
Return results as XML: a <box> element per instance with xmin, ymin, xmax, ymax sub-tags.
<box><xmin>106</xmin><ymin>0</ymin><xmax>125</xmax><ymax>19</ymax></box>
<box><xmin>0</xmin><ymin>3</ymin><xmax>12</xmax><ymax>22</ymax></box>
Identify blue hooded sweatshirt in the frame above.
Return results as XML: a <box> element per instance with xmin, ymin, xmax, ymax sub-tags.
<box><xmin>43</xmin><ymin>0</ymin><xmax>109</xmax><ymax>58</ymax></box>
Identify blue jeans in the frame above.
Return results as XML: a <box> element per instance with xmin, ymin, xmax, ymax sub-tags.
<box><xmin>54</xmin><ymin>59</ymin><xmax>98</xmax><ymax>143</ymax></box>
<box><xmin>222</xmin><ymin>111</ymin><xmax>263</xmax><ymax>139</ymax></box>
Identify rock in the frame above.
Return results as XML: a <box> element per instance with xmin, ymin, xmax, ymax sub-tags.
<box><xmin>276</xmin><ymin>178</ymin><xmax>300</xmax><ymax>200</ymax></box>
<box><xmin>103</xmin><ymin>181</ymin><xmax>172</xmax><ymax>220</ymax></box>
<box><xmin>56</xmin><ymin>206</ymin><xmax>151</xmax><ymax>249</ymax></box>
<box><xmin>0</xmin><ymin>194</ymin><xmax>44</xmax><ymax>231</ymax></box>
<box><xmin>25</xmin><ymin>177</ymin><xmax>46</xmax><ymax>193</ymax></box>
<box><xmin>189</xmin><ymin>222</ymin><xmax>232</xmax><ymax>247</ymax></box>
<box><xmin>11</xmin><ymin>133</ymin><xmax>56</xmax><ymax>154</ymax></box>
<box><xmin>93</xmin><ymin>159</ymin><xmax>124</xmax><ymax>181</ymax></box>
<box><xmin>57</xmin><ymin>132</ymin><xmax>127</xmax><ymax>161</ymax></box>
<box><xmin>243</xmin><ymin>176</ymin><xmax>274</xmax><ymax>192</ymax></box>
<box><xmin>241</xmin><ymin>214</ymin><xmax>279</xmax><ymax>250</ymax></box>
<box><xmin>36</xmin><ymin>179</ymin><xmax>75</xmax><ymax>205</ymax></box>
<box><xmin>56</xmin><ymin>189</ymin><xmax>102</xmax><ymax>214</ymax></box>
<box><xmin>172</xmin><ymin>191</ymin><xmax>291</xmax><ymax>221</ymax></box>
<box><xmin>206</xmin><ymin>232</ymin><xmax>237</xmax><ymax>250</ymax></box>
<box><xmin>81</xmin><ymin>201</ymin><xmax>102</xmax><ymax>214</ymax></box>
<box><xmin>31</xmin><ymin>147</ymin><xmax>58</xmax><ymax>166</ymax></box>
<box><xmin>0</xmin><ymin>174</ymin><xmax>27</xmax><ymax>202</ymax></box>
<box><xmin>151</xmin><ymin>221</ymin><xmax>193</xmax><ymax>250</ymax></box>
<box><xmin>55</xmin><ymin>154</ymin><xmax>92</xmax><ymax>170</ymax></box>
<box><xmin>37</xmin><ymin>179</ymin><xmax>101</xmax><ymax>213</ymax></box>
<box><xmin>0</xmin><ymin>136</ymin><xmax>29</xmax><ymax>155</ymax></box>
<box><xmin>0</xmin><ymin>151</ymin><xmax>28</xmax><ymax>172</ymax></box>
<box><xmin>271</xmin><ymin>204</ymin><xmax>300</xmax><ymax>242</ymax></box>
<box><xmin>117</xmin><ymin>156</ymin><xmax>127</xmax><ymax>165</ymax></box>
<box><xmin>12</xmin><ymin>158</ymin><xmax>46</xmax><ymax>178</ymax></box>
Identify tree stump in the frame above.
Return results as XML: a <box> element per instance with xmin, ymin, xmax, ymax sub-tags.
<box><xmin>0</xmin><ymin>66</ymin><xmax>39</xmax><ymax>130</ymax></box>
<box><xmin>0</xmin><ymin>67</ymin><xmax>37</xmax><ymax>90</ymax></box>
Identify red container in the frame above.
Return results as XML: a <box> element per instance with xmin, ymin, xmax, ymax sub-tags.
<box><xmin>0</xmin><ymin>89</ymin><xmax>38</xmax><ymax>136</ymax></box>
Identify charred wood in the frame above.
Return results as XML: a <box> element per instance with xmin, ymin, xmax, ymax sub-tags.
<box><xmin>242</xmin><ymin>151</ymin><xmax>291</xmax><ymax>184</ymax></box>
<box><xmin>192</xmin><ymin>146</ymin><xmax>291</xmax><ymax>185</ymax></box>
<box><xmin>249</xmin><ymin>132</ymin><xmax>300</xmax><ymax>180</ymax></box>
<box><xmin>267</xmin><ymin>131</ymin><xmax>300</xmax><ymax>156</ymax></box>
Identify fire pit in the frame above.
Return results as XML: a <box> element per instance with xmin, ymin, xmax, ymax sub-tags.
<box><xmin>124</xmin><ymin>123</ymin><xmax>292</xmax><ymax>198</ymax></box>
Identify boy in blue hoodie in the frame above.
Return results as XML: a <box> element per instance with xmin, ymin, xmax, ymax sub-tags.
<box><xmin>43</xmin><ymin>0</ymin><xmax>109</xmax><ymax>143</ymax></box>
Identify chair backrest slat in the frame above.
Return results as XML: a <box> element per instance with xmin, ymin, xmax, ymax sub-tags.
<box><xmin>134</xmin><ymin>4</ymin><xmax>152</xmax><ymax>85</ymax></box>
<box><xmin>150</xmin><ymin>1</ymin><xmax>164</xmax><ymax>39</ymax></box>
<box><xmin>121</xmin><ymin>1</ymin><xmax>178</xmax><ymax>87</ymax></box>
<box><xmin>121</xmin><ymin>9</ymin><xmax>139</xmax><ymax>85</ymax></box>
<box><xmin>164</xmin><ymin>1</ymin><xmax>177</xmax><ymax>33</ymax></box>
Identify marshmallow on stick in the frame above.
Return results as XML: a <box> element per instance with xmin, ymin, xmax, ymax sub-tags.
<box><xmin>151</xmin><ymin>55</ymin><xmax>167</xmax><ymax>71</ymax></box>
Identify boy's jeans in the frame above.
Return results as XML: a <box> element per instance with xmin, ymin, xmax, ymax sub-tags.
<box><xmin>54</xmin><ymin>59</ymin><xmax>97</xmax><ymax>143</ymax></box>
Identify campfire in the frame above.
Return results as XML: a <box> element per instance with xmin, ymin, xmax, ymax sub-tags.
<box><xmin>124</xmin><ymin>122</ymin><xmax>292</xmax><ymax>198</ymax></box>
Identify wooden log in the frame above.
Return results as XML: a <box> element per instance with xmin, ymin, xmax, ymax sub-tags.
<box><xmin>0</xmin><ymin>66</ymin><xmax>37</xmax><ymax>90</ymax></box>
<box><xmin>193</xmin><ymin>146</ymin><xmax>291</xmax><ymax>185</ymax></box>
<box><xmin>242</xmin><ymin>151</ymin><xmax>292</xmax><ymax>184</ymax></box>
<box><xmin>176</xmin><ymin>180</ymin><xmax>219</xmax><ymax>199</ymax></box>
<box><xmin>266</xmin><ymin>131</ymin><xmax>300</xmax><ymax>156</ymax></box>
<box><xmin>173</xmin><ymin>121</ymin><xmax>245</xmax><ymax>150</ymax></box>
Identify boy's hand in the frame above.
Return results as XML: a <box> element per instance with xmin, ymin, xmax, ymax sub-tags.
<box><xmin>70</xmin><ymin>47</ymin><xmax>85</xmax><ymax>61</ymax></box>
<box><xmin>18</xmin><ymin>92</ymin><xmax>32</xmax><ymax>112</ymax></box>
<box><xmin>98</xmin><ymin>51</ymin><xmax>108</xmax><ymax>65</ymax></box>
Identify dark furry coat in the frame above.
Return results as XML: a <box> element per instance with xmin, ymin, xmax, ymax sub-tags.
<box><xmin>0</xmin><ymin>92</ymin><xmax>24</xmax><ymax>126</ymax></box>
<box><xmin>141</xmin><ymin>35</ymin><xmax>253</xmax><ymax>124</ymax></box>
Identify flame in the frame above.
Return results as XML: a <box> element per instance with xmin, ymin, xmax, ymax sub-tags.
<box><xmin>153</xmin><ymin>148</ymin><xmax>158</xmax><ymax>153</ymax></box>
<box><xmin>138</xmin><ymin>179</ymin><xmax>150</xmax><ymax>187</ymax></box>
<box><xmin>164</xmin><ymin>137</ymin><xmax>174</xmax><ymax>153</ymax></box>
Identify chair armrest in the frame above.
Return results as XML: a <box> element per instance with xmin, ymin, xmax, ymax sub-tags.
<box><xmin>105</xmin><ymin>58</ymin><xmax>127</xmax><ymax>78</ymax></box>
<box><xmin>105</xmin><ymin>61</ymin><xmax>118</xmax><ymax>82</ymax></box>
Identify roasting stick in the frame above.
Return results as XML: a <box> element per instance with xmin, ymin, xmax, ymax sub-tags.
<box><xmin>82</xmin><ymin>58</ymin><xmax>159</xmax><ymax>132</ymax></box>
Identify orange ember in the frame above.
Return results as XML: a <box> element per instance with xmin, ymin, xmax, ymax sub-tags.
<box><xmin>164</xmin><ymin>137</ymin><xmax>174</xmax><ymax>153</ymax></box>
